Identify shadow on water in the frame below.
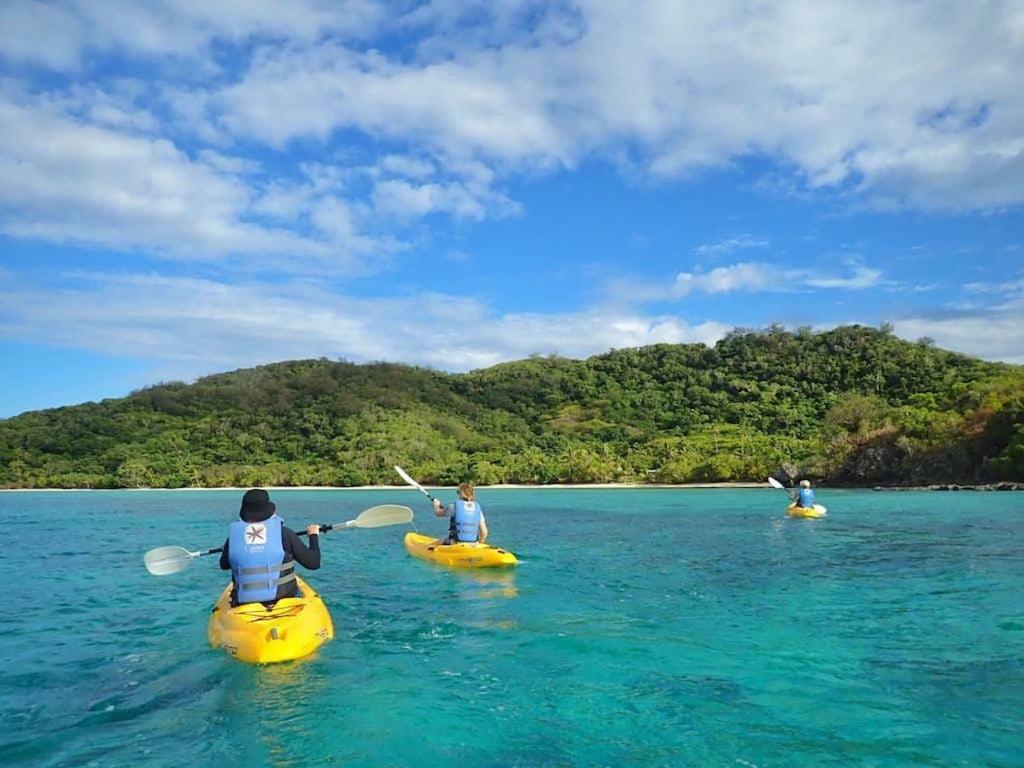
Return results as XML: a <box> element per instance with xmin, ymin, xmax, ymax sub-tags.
<box><xmin>211</xmin><ymin>660</ymin><xmax>332</xmax><ymax>768</ymax></box>
<box><xmin>2</xmin><ymin>652</ymin><xmax>232</xmax><ymax>768</ymax></box>
<box><xmin>449</xmin><ymin>568</ymin><xmax>520</xmax><ymax>600</ymax></box>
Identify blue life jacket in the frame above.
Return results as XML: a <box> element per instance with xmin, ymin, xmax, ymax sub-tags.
<box><xmin>228</xmin><ymin>516</ymin><xmax>294</xmax><ymax>604</ymax></box>
<box><xmin>453</xmin><ymin>499</ymin><xmax>482</xmax><ymax>543</ymax></box>
<box><xmin>798</xmin><ymin>488</ymin><xmax>815</xmax><ymax>508</ymax></box>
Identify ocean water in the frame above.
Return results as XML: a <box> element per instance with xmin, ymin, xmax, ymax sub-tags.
<box><xmin>1</xmin><ymin>488</ymin><xmax>1022</xmax><ymax>767</ymax></box>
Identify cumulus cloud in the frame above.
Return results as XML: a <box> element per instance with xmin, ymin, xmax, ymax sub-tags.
<box><xmin>206</xmin><ymin>1</ymin><xmax>1024</xmax><ymax>211</ymax></box>
<box><xmin>0</xmin><ymin>1</ymin><xmax>85</xmax><ymax>70</ymax></box>
<box><xmin>0</xmin><ymin>91</ymin><xmax>400</xmax><ymax>271</ymax></box>
<box><xmin>215</xmin><ymin>43</ymin><xmax>571</xmax><ymax>166</ymax></box>
<box><xmin>378</xmin><ymin>154</ymin><xmax>436</xmax><ymax>180</ymax></box>
<box><xmin>0</xmin><ymin>0</ymin><xmax>384</xmax><ymax>67</ymax></box>
<box><xmin>675</xmin><ymin>262</ymin><xmax>772</xmax><ymax>296</ymax></box>
<box><xmin>372</xmin><ymin>178</ymin><xmax>520</xmax><ymax>221</ymax></box>
<box><xmin>1</xmin><ymin>0</ymin><xmax>1021</xmax><ymax>271</ymax></box>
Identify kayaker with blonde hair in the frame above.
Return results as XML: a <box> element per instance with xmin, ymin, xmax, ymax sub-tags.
<box><xmin>792</xmin><ymin>479</ymin><xmax>816</xmax><ymax>509</ymax></box>
<box><xmin>433</xmin><ymin>482</ymin><xmax>488</xmax><ymax>544</ymax></box>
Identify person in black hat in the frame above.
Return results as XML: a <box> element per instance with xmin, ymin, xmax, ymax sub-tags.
<box><xmin>219</xmin><ymin>488</ymin><xmax>322</xmax><ymax>606</ymax></box>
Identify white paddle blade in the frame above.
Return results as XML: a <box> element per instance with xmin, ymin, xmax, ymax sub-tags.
<box><xmin>353</xmin><ymin>504</ymin><xmax>414</xmax><ymax>528</ymax></box>
<box><xmin>767</xmin><ymin>477</ymin><xmax>786</xmax><ymax>490</ymax></box>
<box><xmin>394</xmin><ymin>465</ymin><xmax>430</xmax><ymax>496</ymax></box>
<box><xmin>144</xmin><ymin>545</ymin><xmax>197</xmax><ymax>576</ymax></box>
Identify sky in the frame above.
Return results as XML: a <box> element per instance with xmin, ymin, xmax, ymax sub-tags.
<box><xmin>1</xmin><ymin>0</ymin><xmax>1022</xmax><ymax>418</ymax></box>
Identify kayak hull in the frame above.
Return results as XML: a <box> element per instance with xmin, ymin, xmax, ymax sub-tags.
<box><xmin>207</xmin><ymin>576</ymin><xmax>334</xmax><ymax>664</ymax></box>
<box><xmin>404</xmin><ymin>532</ymin><xmax>518</xmax><ymax>568</ymax></box>
<box><xmin>787</xmin><ymin>503</ymin><xmax>828</xmax><ymax>518</ymax></box>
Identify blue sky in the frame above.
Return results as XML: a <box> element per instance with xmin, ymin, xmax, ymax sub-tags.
<box><xmin>1</xmin><ymin>1</ymin><xmax>1022</xmax><ymax>418</ymax></box>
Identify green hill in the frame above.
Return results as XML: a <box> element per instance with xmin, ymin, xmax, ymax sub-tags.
<box><xmin>1</xmin><ymin>325</ymin><xmax>1022</xmax><ymax>488</ymax></box>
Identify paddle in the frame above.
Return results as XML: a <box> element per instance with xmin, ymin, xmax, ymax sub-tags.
<box><xmin>394</xmin><ymin>465</ymin><xmax>440</xmax><ymax>504</ymax></box>
<box><xmin>768</xmin><ymin>476</ymin><xmax>797</xmax><ymax>501</ymax></box>
<box><xmin>143</xmin><ymin>504</ymin><xmax>414</xmax><ymax>576</ymax></box>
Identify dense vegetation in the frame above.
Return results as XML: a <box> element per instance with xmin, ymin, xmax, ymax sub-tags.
<box><xmin>1</xmin><ymin>325</ymin><xmax>1022</xmax><ymax>488</ymax></box>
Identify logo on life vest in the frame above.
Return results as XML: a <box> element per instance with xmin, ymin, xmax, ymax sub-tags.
<box><xmin>245</xmin><ymin>524</ymin><xmax>266</xmax><ymax>545</ymax></box>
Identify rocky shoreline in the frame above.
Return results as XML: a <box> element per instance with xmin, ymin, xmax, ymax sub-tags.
<box><xmin>872</xmin><ymin>483</ymin><xmax>1023</xmax><ymax>491</ymax></box>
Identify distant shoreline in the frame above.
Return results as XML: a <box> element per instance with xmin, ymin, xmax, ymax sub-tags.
<box><xmin>2</xmin><ymin>481</ymin><xmax>1020</xmax><ymax>492</ymax></box>
<box><xmin>1</xmin><ymin>482</ymin><xmax>764</xmax><ymax>492</ymax></box>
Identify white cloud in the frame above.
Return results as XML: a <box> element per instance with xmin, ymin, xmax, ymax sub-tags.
<box><xmin>675</xmin><ymin>262</ymin><xmax>772</xmax><ymax>296</ymax></box>
<box><xmin>1</xmin><ymin>0</ymin><xmax>1020</xmax><ymax>275</ymax></box>
<box><xmin>694</xmin><ymin>235</ymin><xmax>769</xmax><ymax>258</ymax></box>
<box><xmin>0</xmin><ymin>1</ymin><xmax>85</xmax><ymax>70</ymax></box>
<box><xmin>0</xmin><ymin>96</ymin><xmax>249</xmax><ymax>252</ymax></box>
<box><xmin>38</xmin><ymin>83</ymin><xmax>162</xmax><ymax>134</ymax></box>
<box><xmin>0</xmin><ymin>92</ymin><xmax>396</xmax><ymax>271</ymax></box>
<box><xmin>197</xmin><ymin>149</ymin><xmax>260</xmax><ymax>175</ymax></box>
<box><xmin>372</xmin><ymin>178</ymin><xmax>520</xmax><ymax>221</ymax></box>
<box><xmin>3</xmin><ymin>269</ymin><xmax>1021</xmax><ymax>386</ymax></box>
<box><xmin>612</xmin><ymin>261</ymin><xmax>884</xmax><ymax>302</ymax></box>
<box><xmin>206</xmin><ymin>1</ymin><xmax>1024</xmax><ymax>211</ymax></box>
<box><xmin>251</xmin><ymin>183</ymin><xmax>315</xmax><ymax>221</ymax></box>
<box><xmin>378</xmin><ymin>154</ymin><xmax>436</xmax><ymax>180</ymax></box>
<box><xmin>805</xmin><ymin>266</ymin><xmax>882</xmax><ymax>290</ymax></box>
<box><xmin>894</xmin><ymin>299</ymin><xmax>1024</xmax><ymax>365</ymax></box>
<box><xmin>215</xmin><ymin>43</ymin><xmax>571</xmax><ymax>167</ymax></box>
<box><xmin>964</xmin><ymin>276</ymin><xmax>1024</xmax><ymax>295</ymax></box>
<box><xmin>0</xmin><ymin>0</ymin><xmax>385</xmax><ymax>68</ymax></box>
<box><xmin>0</xmin><ymin>271</ymin><xmax>731</xmax><ymax>373</ymax></box>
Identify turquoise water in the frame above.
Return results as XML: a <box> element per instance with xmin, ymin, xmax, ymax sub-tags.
<box><xmin>2</xmin><ymin>489</ymin><xmax>1022</xmax><ymax>767</ymax></box>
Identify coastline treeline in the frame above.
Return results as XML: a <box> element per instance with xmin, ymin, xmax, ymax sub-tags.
<box><xmin>1</xmin><ymin>325</ymin><xmax>1021</xmax><ymax>489</ymax></box>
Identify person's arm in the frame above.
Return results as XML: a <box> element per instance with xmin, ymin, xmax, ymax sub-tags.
<box><xmin>284</xmin><ymin>526</ymin><xmax>321</xmax><ymax>569</ymax></box>
<box><xmin>219</xmin><ymin>538</ymin><xmax>230</xmax><ymax>570</ymax></box>
<box><xmin>433</xmin><ymin>499</ymin><xmax>449</xmax><ymax>517</ymax></box>
<box><xmin>478</xmin><ymin>515</ymin><xmax>488</xmax><ymax>543</ymax></box>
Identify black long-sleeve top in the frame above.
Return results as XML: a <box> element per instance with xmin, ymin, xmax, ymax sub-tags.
<box><xmin>220</xmin><ymin>527</ymin><xmax>321</xmax><ymax>603</ymax></box>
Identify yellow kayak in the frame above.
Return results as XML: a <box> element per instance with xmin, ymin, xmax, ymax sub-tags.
<box><xmin>787</xmin><ymin>503</ymin><xmax>828</xmax><ymax>518</ymax></box>
<box><xmin>404</xmin><ymin>532</ymin><xmax>518</xmax><ymax>568</ymax></box>
<box><xmin>208</xmin><ymin>576</ymin><xmax>334</xmax><ymax>664</ymax></box>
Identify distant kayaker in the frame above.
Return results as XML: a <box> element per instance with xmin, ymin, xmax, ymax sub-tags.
<box><xmin>433</xmin><ymin>482</ymin><xmax>488</xmax><ymax>544</ymax></box>
<box><xmin>792</xmin><ymin>479</ymin><xmax>816</xmax><ymax>508</ymax></box>
<box><xmin>219</xmin><ymin>488</ymin><xmax>322</xmax><ymax>606</ymax></box>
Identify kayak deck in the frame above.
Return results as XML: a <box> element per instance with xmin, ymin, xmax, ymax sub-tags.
<box><xmin>787</xmin><ymin>503</ymin><xmax>828</xmax><ymax>518</ymax></box>
<box><xmin>404</xmin><ymin>532</ymin><xmax>518</xmax><ymax>568</ymax></box>
<box><xmin>207</xmin><ymin>576</ymin><xmax>334</xmax><ymax>664</ymax></box>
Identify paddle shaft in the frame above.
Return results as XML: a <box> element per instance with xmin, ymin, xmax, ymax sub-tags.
<box><xmin>189</xmin><ymin>523</ymin><xmax>333</xmax><ymax>561</ymax></box>
<box><xmin>416</xmin><ymin>488</ymin><xmax>439</xmax><ymax>504</ymax></box>
<box><xmin>395</xmin><ymin>465</ymin><xmax>440</xmax><ymax>504</ymax></box>
<box><xmin>299</xmin><ymin>523</ymin><xmax>336</xmax><ymax>536</ymax></box>
<box><xmin>768</xmin><ymin>478</ymin><xmax>799</xmax><ymax>504</ymax></box>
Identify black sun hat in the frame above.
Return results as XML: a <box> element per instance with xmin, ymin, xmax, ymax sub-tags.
<box><xmin>239</xmin><ymin>488</ymin><xmax>276</xmax><ymax>520</ymax></box>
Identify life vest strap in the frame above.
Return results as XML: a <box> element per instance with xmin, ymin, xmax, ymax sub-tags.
<box><xmin>241</xmin><ymin>562</ymin><xmax>294</xmax><ymax>576</ymax></box>
<box><xmin>240</xmin><ymin>562</ymin><xmax>295</xmax><ymax>590</ymax></box>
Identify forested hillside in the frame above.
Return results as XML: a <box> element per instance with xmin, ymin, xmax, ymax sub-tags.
<box><xmin>1</xmin><ymin>325</ymin><xmax>1022</xmax><ymax>488</ymax></box>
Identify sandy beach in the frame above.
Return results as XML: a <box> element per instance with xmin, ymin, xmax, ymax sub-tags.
<box><xmin>0</xmin><ymin>482</ymin><xmax>767</xmax><ymax>492</ymax></box>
